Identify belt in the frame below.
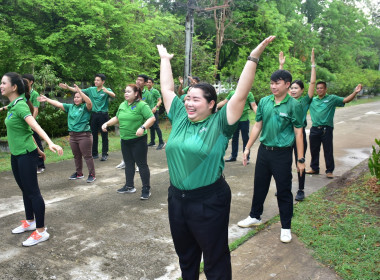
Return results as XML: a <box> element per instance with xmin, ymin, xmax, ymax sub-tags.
<box><xmin>261</xmin><ymin>144</ymin><xmax>292</xmax><ymax>151</ymax></box>
<box><xmin>315</xmin><ymin>125</ymin><xmax>329</xmax><ymax>129</ymax></box>
<box><xmin>93</xmin><ymin>111</ymin><xmax>108</xmax><ymax>114</ymax></box>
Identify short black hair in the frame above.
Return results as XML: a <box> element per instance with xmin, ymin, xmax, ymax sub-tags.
<box><xmin>291</xmin><ymin>80</ymin><xmax>304</xmax><ymax>90</ymax></box>
<box><xmin>148</xmin><ymin>77</ymin><xmax>154</xmax><ymax>83</ymax></box>
<box><xmin>192</xmin><ymin>76</ymin><xmax>200</xmax><ymax>83</ymax></box>
<box><xmin>22</xmin><ymin>74</ymin><xmax>35</xmax><ymax>83</ymax></box>
<box><xmin>95</xmin><ymin>73</ymin><xmax>106</xmax><ymax>81</ymax></box>
<box><xmin>138</xmin><ymin>74</ymin><xmax>149</xmax><ymax>82</ymax></box>
<box><xmin>316</xmin><ymin>81</ymin><xmax>327</xmax><ymax>88</ymax></box>
<box><xmin>270</xmin><ymin>70</ymin><xmax>292</xmax><ymax>84</ymax></box>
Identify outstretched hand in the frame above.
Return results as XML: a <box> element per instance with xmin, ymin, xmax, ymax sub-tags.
<box><xmin>157</xmin><ymin>45</ymin><xmax>174</xmax><ymax>60</ymax></box>
<box><xmin>49</xmin><ymin>143</ymin><xmax>63</xmax><ymax>156</ymax></box>
<box><xmin>37</xmin><ymin>95</ymin><xmax>48</xmax><ymax>102</ymax></box>
<box><xmin>249</xmin><ymin>36</ymin><xmax>276</xmax><ymax>59</ymax></box>
<box><xmin>74</xmin><ymin>84</ymin><xmax>81</xmax><ymax>92</ymax></box>
<box><xmin>354</xmin><ymin>84</ymin><xmax>362</xmax><ymax>94</ymax></box>
<box><xmin>59</xmin><ymin>83</ymin><xmax>68</xmax><ymax>89</ymax></box>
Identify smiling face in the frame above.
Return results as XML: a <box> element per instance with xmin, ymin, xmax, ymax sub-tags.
<box><xmin>0</xmin><ymin>75</ymin><xmax>16</xmax><ymax>97</ymax></box>
<box><xmin>290</xmin><ymin>83</ymin><xmax>304</xmax><ymax>99</ymax></box>
<box><xmin>316</xmin><ymin>83</ymin><xmax>327</xmax><ymax>98</ymax></box>
<box><xmin>124</xmin><ymin>86</ymin><xmax>138</xmax><ymax>103</ymax></box>
<box><xmin>185</xmin><ymin>87</ymin><xmax>214</xmax><ymax>122</ymax></box>
<box><xmin>74</xmin><ymin>92</ymin><xmax>83</xmax><ymax>105</ymax></box>
<box><xmin>270</xmin><ymin>79</ymin><xmax>290</xmax><ymax>98</ymax></box>
<box><xmin>94</xmin><ymin>77</ymin><xmax>105</xmax><ymax>88</ymax></box>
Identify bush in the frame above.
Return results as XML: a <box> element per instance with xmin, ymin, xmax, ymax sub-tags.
<box><xmin>37</xmin><ymin>103</ymin><xmax>68</xmax><ymax>138</ymax></box>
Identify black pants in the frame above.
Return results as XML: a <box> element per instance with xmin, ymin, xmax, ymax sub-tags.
<box><xmin>309</xmin><ymin>126</ymin><xmax>334</xmax><ymax>173</ymax></box>
<box><xmin>11</xmin><ymin>149</ymin><xmax>45</xmax><ymax>228</ymax></box>
<box><xmin>121</xmin><ymin>135</ymin><xmax>150</xmax><ymax>188</ymax></box>
<box><xmin>90</xmin><ymin>112</ymin><xmax>109</xmax><ymax>157</ymax></box>
<box><xmin>231</xmin><ymin>120</ymin><xmax>249</xmax><ymax>159</ymax></box>
<box><xmin>33</xmin><ymin>130</ymin><xmax>45</xmax><ymax>169</ymax></box>
<box><xmin>250</xmin><ymin>144</ymin><xmax>293</xmax><ymax>229</ymax></box>
<box><xmin>149</xmin><ymin>111</ymin><xmax>164</xmax><ymax>145</ymax></box>
<box><xmin>168</xmin><ymin>177</ymin><xmax>232</xmax><ymax>280</ymax></box>
<box><xmin>293</xmin><ymin>127</ymin><xmax>307</xmax><ymax>190</ymax></box>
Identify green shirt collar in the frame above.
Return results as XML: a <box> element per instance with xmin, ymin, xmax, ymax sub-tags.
<box><xmin>189</xmin><ymin>114</ymin><xmax>212</xmax><ymax>124</ymax></box>
<box><xmin>270</xmin><ymin>93</ymin><xmax>290</xmax><ymax>106</ymax></box>
<box><xmin>318</xmin><ymin>93</ymin><xmax>329</xmax><ymax>99</ymax></box>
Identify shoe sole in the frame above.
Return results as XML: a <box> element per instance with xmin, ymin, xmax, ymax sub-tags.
<box><xmin>117</xmin><ymin>189</ymin><xmax>137</xmax><ymax>194</ymax></box>
<box><xmin>12</xmin><ymin>227</ymin><xmax>36</xmax><ymax>234</ymax></box>
<box><xmin>280</xmin><ymin>238</ymin><xmax>292</xmax><ymax>243</ymax></box>
<box><xmin>295</xmin><ymin>197</ymin><xmax>304</xmax><ymax>201</ymax></box>
<box><xmin>237</xmin><ymin>222</ymin><xmax>262</xmax><ymax>228</ymax></box>
<box><xmin>87</xmin><ymin>178</ymin><xmax>96</xmax><ymax>183</ymax></box>
<box><xmin>22</xmin><ymin>235</ymin><xmax>50</xmax><ymax>247</ymax></box>
<box><xmin>305</xmin><ymin>170</ymin><xmax>319</xmax><ymax>175</ymax></box>
<box><xmin>140</xmin><ymin>193</ymin><xmax>151</xmax><ymax>200</ymax></box>
<box><xmin>69</xmin><ymin>177</ymin><xmax>84</xmax><ymax>180</ymax></box>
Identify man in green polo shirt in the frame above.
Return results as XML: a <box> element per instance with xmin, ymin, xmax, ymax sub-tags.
<box><xmin>306</xmin><ymin>81</ymin><xmax>362</xmax><ymax>178</ymax></box>
<box><xmin>59</xmin><ymin>74</ymin><xmax>115</xmax><ymax>161</ymax></box>
<box><xmin>217</xmin><ymin>90</ymin><xmax>257</xmax><ymax>163</ymax></box>
<box><xmin>146</xmin><ymin>77</ymin><xmax>165</xmax><ymax>150</ymax></box>
<box><xmin>237</xmin><ymin>70</ymin><xmax>305</xmax><ymax>243</ymax></box>
<box><xmin>22</xmin><ymin>74</ymin><xmax>46</xmax><ymax>173</ymax></box>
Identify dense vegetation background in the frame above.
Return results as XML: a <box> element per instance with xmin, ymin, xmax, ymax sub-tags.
<box><xmin>0</xmin><ymin>0</ymin><xmax>379</xmax><ymax>136</ymax></box>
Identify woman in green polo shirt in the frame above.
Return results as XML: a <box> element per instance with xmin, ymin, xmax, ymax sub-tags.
<box><xmin>157</xmin><ymin>36</ymin><xmax>275</xmax><ymax>280</ymax></box>
<box><xmin>1</xmin><ymin>72</ymin><xmax>63</xmax><ymax>247</ymax></box>
<box><xmin>102</xmin><ymin>84</ymin><xmax>155</xmax><ymax>200</ymax></box>
<box><xmin>38</xmin><ymin>85</ymin><xmax>96</xmax><ymax>183</ymax></box>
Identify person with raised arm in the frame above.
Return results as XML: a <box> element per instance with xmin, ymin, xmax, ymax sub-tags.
<box><xmin>157</xmin><ymin>36</ymin><xmax>275</xmax><ymax>280</ymax></box>
<box><xmin>102</xmin><ymin>84</ymin><xmax>155</xmax><ymax>200</ymax></box>
<box><xmin>59</xmin><ymin>74</ymin><xmax>115</xmax><ymax>161</ymax></box>
<box><xmin>1</xmin><ymin>72</ymin><xmax>63</xmax><ymax>246</ymax></box>
<box><xmin>38</xmin><ymin>85</ymin><xmax>96</xmax><ymax>183</ymax></box>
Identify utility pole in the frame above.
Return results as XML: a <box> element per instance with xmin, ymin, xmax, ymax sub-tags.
<box><xmin>184</xmin><ymin>0</ymin><xmax>195</xmax><ymax>87</ymax></box>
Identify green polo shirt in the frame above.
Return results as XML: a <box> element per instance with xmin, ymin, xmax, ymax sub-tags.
<box><xmin>116</xmin><ymin>100</ymin><xmax>154</xmax><ymax>140</ymax></box>
<box><xmin>5</xmin><ymin>98</ymin><xmax>36</xmax><ymax>155</ymax></box>
<box><xmin>180</xmin><ymin>94</ymin><xmax>187</xmax><ymax>102</ymax></box>
<box><xmin>82</xmin><ymin>87</ymin><xmax>113</xmax><ymax>113</ymax></box>
<box><xmin>146</xmin><ymin>87</ymin><xmax>161</xmax><ymax>109</ymax></box>
<box><xmin>183</xmin><ymin>86</ymin><xmax>189</xmax><ymax>94</ymax></box>
<box><xmin>226</xmin><ymin>91</ymin><xmax>255</xmax><ymax>121</ymax></box>
<box><xmin>296</xmin><ymin>94</ymin><xmax>312</xmax><ymax>127</ymax></box>
<box><xmin>309</xmin><ymin>94</ymin><xmax>344</xmax><ymax>128</ymax></box>
<box><xmin>30</xmin><ymin>89</ymin><xmax>40</xmax><ymax>108</ymax></box>
<box><xmin>256</xmin><ymin>94</ymin><xmax>303</xmax><ymax>147</ymax></box>
<box><xmin>166</xmin><ymin>97</ymin><xmax>238</xmax><ymax>190</ymax></box>
<box><xmin>62</xmin><ymin>103</ymin><xmax>91</xmax><ymax>132</ymax></box>
<box><xmin>141</xmin><ymin>89</ymin><xmax>152</xmax><ymax>107</ymax></box>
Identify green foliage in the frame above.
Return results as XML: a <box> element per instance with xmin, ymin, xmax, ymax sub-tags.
<box><xmin>368</xmin><ymin>138</ymin><xmax>380</xmax><ymax>184</ymax></box>
<box><xmin>37</xmin><ymin>103</ymin><xmax>68</xmax><ymax>138</ymax></box>
<box><xmin>34</xmin><ymin>64</ymin><xmax>59</xmax><ymax>95</ymax></box>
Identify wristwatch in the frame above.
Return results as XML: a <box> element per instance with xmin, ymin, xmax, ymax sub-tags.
<box><xmin>247</xmin><ymin>56</ymin><xmax>259</xmax><ymax>64</ymax></box>
<box><xmin>297</xmin><ymin>158</ymin><xmax>305</xmax><ymax>163</ymax></box>
<box><xmin>140</xmin><ymin>125</ymin><xmax>146</xmax><ymax>130</ymax></box>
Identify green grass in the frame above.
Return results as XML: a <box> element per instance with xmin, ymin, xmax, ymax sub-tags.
<box><xmin>292</xmin><ymin>173</ymin><xmax>380</xmax><ymax>280</ymax></box>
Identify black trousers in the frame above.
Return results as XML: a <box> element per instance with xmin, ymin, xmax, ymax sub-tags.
<box><xmin>249</xmin><ymin>144</ymin><xmax>293</xmax><ymax>229</ymax></box>
<box><xmin>168</xmin><ymin>177</ymin><xmax>232</xmax><ymax>280</ymax></box>
<box><xmin>90</xmin><ymin>112</ymin><xmax>109</xmax><ymax>157</ymax></box>
<box><xmin>120</xmin><ymin>135</ymin><xmax>150</xmax><ymax>188</ymax></box>
<box><xmin>309</xmin><ymin>126</ymin><xmax>334</xmax><ymax>173</ymax></box>
<box><xmin>11</xmin><ymin>149</ymin><xmax>45</xmax><ymax>228</ymax></box>
<box><xmin>149</xmin><ymin>111</ymin><xmax>164</xmax><ymax>145</ymax></box>
<box><xmin>231</xmin><ymin>120</ymin><xmax>250</xmax><ymax>159</ymax></box>
<box><xmin>293</xmin><ymin>127</ymin><xmax>307</xmax><ymax>190</ymax></box>
<box><xmin>32</xmin><ymin>130</ymin><xmax>45</xmax><ymax>168</ymax></box>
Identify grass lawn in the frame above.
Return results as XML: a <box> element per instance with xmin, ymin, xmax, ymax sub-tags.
<box><xmin>292</xmin><ymin>173</ymin><xmax>380</xmax><ymax>280</ymax></box>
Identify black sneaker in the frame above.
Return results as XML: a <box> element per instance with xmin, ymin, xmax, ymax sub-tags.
<box><xmin>93</xmin><ymin>154</ymin><xmax>99</xmax><ymax>159</ymax></box>
<box><xmin>117</xmin><ymin>185</ymin><xmax>136</xmax><ymax>194</ymax></box>
<box><xmin>225</xmin><ymin>156</ymin><xmax>236</xmax><ymax>162</ymax></box>
<box><xmin>156</xmin><ymin>143</ymin><xmax>166</xmax><ymax>150</ymax></box>
<box><xmin>87</xmin><ymin>174</ymin><xmax>96</xmax><ymax>183</ymax></box>
<box><xmin>148</xmin><ymin>142</ymin><xmax>156</xmax><ymax>147</ymax></box>
<box><xmin>295</xmin><ymin>190</ymin><xmax>305</xmax><ymax>201</ymax></box>
<box><xmin>140</xmin><ymin>186</ymin><xmax>151</xmax><ymax>200</ymax></box>
<box><xmin>100</xmin><ymin>155</ymin><xmax>108</xmax><ymax>161</ymax></box>
<box><xmin>69</xmin><ymin>172</ymin><xmax>84</xmax><ymax>180</ymax></box>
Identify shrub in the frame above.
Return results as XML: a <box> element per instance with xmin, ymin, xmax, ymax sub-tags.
<box><xmin>368</xmin><ymin>138</ymin><xmax>380</xmax><ymax>184</ymax></box>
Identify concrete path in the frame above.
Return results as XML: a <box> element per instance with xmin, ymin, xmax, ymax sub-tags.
<box><xmin>0</xmin><ymin>101</ymin><xmax>379</xmax><ymax>279</ymax></box>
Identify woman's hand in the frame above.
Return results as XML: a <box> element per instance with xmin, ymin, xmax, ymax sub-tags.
<box><xmin>242</xmin><ymin>149</ymin><xmax>250</xmax><ymax>167</ymax></box>
<box><xmin>136</xmin><ymin>127</ymin><xmax>145</xmax><ymax>137</ymax></box>
<box><xmin>157</xmin><ymin>45</ymin><xmax>174</xmax><ymax>60</ymax></box>
<box><xmin>249</xmin><ymin>36</ymin><xmax>276</xmax><ymax>59</ymax></box>
<box><xmin>279</xmin><ymin>51</ymin><xmax>285</xmax><ymax>68</ymax></box>
<box><xmin>102</xmin><ymin>123</ymin><xmax>108</xmax><ymax>132</ymax></box>
<box><xmin>59</xmin><ymin>83</ymin><xmax>68</xmax><ymax>90</ymax></box>
<box><xmin>37</xmin><ymin>148</ymin><xmax>46</xmax><ymax>161</ymax></box>
<box><xmin>49</xmin><ymin>143</ymin><xmax>63</xmax><ymax>156</ymax></box>
<box><xmin>37</xmin><ymin>95</ymin><xmax>48</xmax><ymax>102</ymax></box>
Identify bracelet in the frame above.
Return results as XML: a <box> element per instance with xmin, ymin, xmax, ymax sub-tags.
<box><xmin>140</xmin><ymin>125</ymin><xmax>146</xmax><ymax>130</ymax></box>
<box><xmin>247</xmin><ymin>56</ymin><xmax>259</xmax><ymax>64</ymax></box>
<box><xmin>311</xmin><ymin>64</ymin><xmax>316</xmax><ymax>68</ymax></box>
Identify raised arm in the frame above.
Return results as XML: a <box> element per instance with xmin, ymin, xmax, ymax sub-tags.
<box><xmin>279</xmin><ymin>51</ymin><xmax>285</xmax><ymax>70</ymax></box>
<box><xmin>74</xmin><ymin>84</ymin><xmax>92</xmax><ymax>110</ymax></box>
<box><xmin>102</xmin><ymin>86</ymin><xmax>116</xmax><ymax>98</ymax></box>
<box><xmin>59</xmin><ymin>83</ymin><xmax>77</xmax><ymax>93</ymax></box>
<box><xmin>217</xmin><ymin>98</ymin><xmax>228</xmax><ymax>109</ymax></box>
<box><xmin>38</xmin><ymin>95</ymin><xmax>65</xmax><ymax>111</ymax></box>
<box><xmin>157</xmin><ymin>45</ymin><xmax>176</xmax><ymax>113</ymax></box>
<box><xmin>307</xmin><ymin>48</ymin><xmax>316</xmax><ymax>99</ymax></box>
<box><xmin>227</xmin><ymin>36</ymin><xmax>276</xmax><ymax>125</ymax></box>
<box><xmin>178</xmin><ymin>76</ymin><xmax>185</xmax><ymax>96</ymax></box>
<box><xmin>25</xmin><ymin>116</ymin><xmax>63</xmax><ymax>155</ymax></box>
<box><xmin>343</xmin><ymin>84</ymin><xmax>362</xmax><ymax>103</ymax></box>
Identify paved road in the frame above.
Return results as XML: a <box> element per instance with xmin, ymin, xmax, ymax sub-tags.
<box><xmin>0</xmin><ymin>101</ymin><xmax>379</xmax><ymax>279</ymax></box>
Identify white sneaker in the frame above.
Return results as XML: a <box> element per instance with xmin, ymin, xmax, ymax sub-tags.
<box><xmin>280</xmin><ymin>228</ymin><xmax>292</xmax><ymax>243</ymax></box>
<box><xmin>237</xmin><ymin>216</ymin><xmax>262</xmax><ymax>228</ymax></box>
<box><xmin>116</xmin><ymin>161</ymin><xmax>125</xmax><ymax>169</ymax></box>
<box><xmin>12</xmin><ymin>220</ymin><xmax>36</xmax><ymax>234</ymax></box>
<box><xmin>136</xmin><ymin>166</ymin><xmax>139</xmax><ymax>172</ymax></box>
<box><xmin>22</xmin><ymin>229</ymin><xmax>50</xmax><ymax>246</ymax></box>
